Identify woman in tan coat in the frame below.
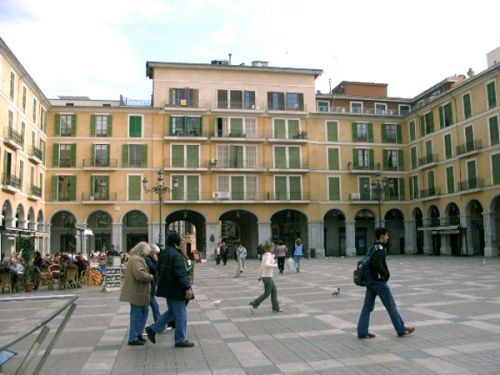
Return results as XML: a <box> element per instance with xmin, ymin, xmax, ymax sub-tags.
<box><xmin>119</xmin><ymin>242</ymin><xmax>153</xmax><ymax>345</ymax></box>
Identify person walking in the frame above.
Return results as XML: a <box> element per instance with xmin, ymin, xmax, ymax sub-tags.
<box><xmin>236</xmin><ymin>240</ymin><xmax>247</xmax><ymax>274</ymax></box>
<box><xmin>275</xmin><ymin>241</ymin><xmax>287</xmax><ymax>274</ymax></box>
<box><xmin>293</xmin><ymin>239</ymin><xmax>303</xmax><ymax>272</ymax></box>
<box><xmin>249</xmin><ymin>241</ymin><xmax>281</xmax><ymax>313</ymax></box>
<box><xmin>214</xmin><ymin>241</ymin><xmax>221</xmax><ymax>265</ymax></box>
<box><xmin>357</xmin><ymin>227</ymin><xmax>415</xmax><ymax>339</ymax></box>
<box><xmin>220</xmin><ymin>239</ymin><xmax>228</xmax><ymax>266</ymax></box>
<box><xmin>145</xmin><ymin>244</ymin><xmax>161</xmax><ymax>323</ymax></box>
<box><xmin>145</xmin><ymin>232</ymin><xmax>195</xmax><ymax>348</ymax></box>
<box><xmin>119</xmin><ymin>242</ymin><xmax>153</xmax><ymax>346</ymax></box>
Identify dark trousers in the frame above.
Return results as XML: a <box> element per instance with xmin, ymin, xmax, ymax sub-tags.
<box><xmin>277</xmin><ymin>257</ymin><xmax>285</xmax><ymax>273</ymax></box>
<box><xmin>221</xmin><ymin>251</ymin><xmax>227</xmax><ymax>265</ymax></box>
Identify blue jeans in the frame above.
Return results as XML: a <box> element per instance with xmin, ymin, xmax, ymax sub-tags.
<box><xmin>151</xmin><ymin>298</ymin><xmax>188</xmax><ymax>344</ymax></box>
<box><xmin>150</xmin><ymin>284</ymin><xmax>161</xmax><ymax>323</ymax></box>
<box><xmin>294</xmin><ymin>255</ymin><xmax>302</xmax><ymax>271</ymax></box>
<box><xmin>357</xmin><ymin>281</ymin><xmax>405</xmax><ymax>337</ymax></box>
<box><xmin>129</xmin><ymin>304</ymin><xmax>149</xmax><ymax>342</ymax></box>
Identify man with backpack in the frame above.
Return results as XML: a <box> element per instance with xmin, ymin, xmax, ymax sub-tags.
<box><xmin>357</xmin><ymin>227</ymin><xmax>415</xmax><ymax>339</ymax></box>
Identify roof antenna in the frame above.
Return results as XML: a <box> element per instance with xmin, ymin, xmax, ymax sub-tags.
<box><xmin>228</xmin><ymin>53</ymin><xmax>232</xmax><ymax>65</ymax></box>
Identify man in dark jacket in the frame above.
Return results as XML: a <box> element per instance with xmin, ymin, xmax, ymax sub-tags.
<box><xmin>357</xmin><ymin>227</ymin><xmax>415</xmax><ymax>339</ymax></box>
<box><xmin>145</xmin><ymin>233</ymin><xmax>195</xmax><ymax>348</ymax></box>
<box><xmin>145</xmin><ymin>244</ymin><xmax>161</xmax><ymax>323</ymax></box>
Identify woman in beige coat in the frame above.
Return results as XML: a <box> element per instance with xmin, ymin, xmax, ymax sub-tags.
<box><xmin>119</xmin><ymin>242</ymin><xmax>153</xmax><ymax>345</ymax></box>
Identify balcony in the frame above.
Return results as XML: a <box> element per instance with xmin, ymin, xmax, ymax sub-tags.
<box><xmin>167</xmin><ymin>191</ymin><xmax>311</xmax><ymax>203</ymax></box>
<box><xmin>28</xmin><ymin>184</ymin><xmax>42</xmax><ymax>201</ymax></box>
<box><xmin>456</xmin><ymin>140</ymin><xmax>482</xmax><ymax>158</ymax></box>
<box><xmin>325</xmin><ymin>106</ymin><xmax>406</xmax><ymax>117</ymax></box>
<box><xmin>56</xmin><ymin>158</ymin><xmax>73</xmax><ymax>168</ymax></box>
<box><xmin>4</xmin><ymin>127</ymin><xmax>24</xmax><ymax>150</ymax></box>
<box><xmin>2</xmin><ymin>174</ymin><xmax>21</xmax><ymax>193</ymax></box>
<box><xmin>29</xmin><ymin>146</ymin><xmax>44</xmax><ymax>164</ymax></box>
<box><xmin>458</xmin><ymin>177</ymin><xmax>484</xmax><ymax>193</ymax></box>
<box><xmin>83</xmin><ymin>159</ymin><xmax>118</xmax><ymax>170</ymax></box>
<box><xmin>164</xmin><ymin>159</ymin><xmax>206</xmax><ymax>171</ymax></box>
<box><xmin>418</xmin><ymin>154</ymin><xmax>439</xmax><ymax>168</ymax></box>
<box><xmin>164</xmin><ymin>129</ymin><xmax>207</xmax><ymax>140</ymax></box>
<box><xmin>267</xmin><ymin>161</ymin><xmax>309</xmax><ymax>172</ymax></box>
<box><xmin>210</xmin><ymin>131</ymin><xmax>266</xmax><ymax>142</ymax></box>
<box><xmin>208</xmin><ymin>159</ymin><xmax>266</xmax><ymax>171</ymax></box>
<box><xmin>81</xmin><ymin>192</ymin><xmax>117</xmax><ymax>204</ymax></box>
<box><xmin>213</xmin><ymin>102</ymin><xmax>264</xmax><ymax>114</ymax></box>
<box><xmin>420</xmin><ymin>187</ymin><xmax>441</xmax><ymax>200</ymax></box>
<box><xmin>348</xmin><ymin>162</ymin><xmax>381</xmax><ymax>174</ymax></box>
<box><xmin>269</xmin><ymin>131</ymin><xmax>308</xmax><ymax>143</ymax></box>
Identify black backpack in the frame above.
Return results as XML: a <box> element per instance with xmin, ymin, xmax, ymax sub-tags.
<box><xmin>353</xmin><ymin>244</ymin><xmax>381</xmax><ymax>286</ymax></box>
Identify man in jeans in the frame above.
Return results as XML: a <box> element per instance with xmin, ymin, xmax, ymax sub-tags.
<box><xmin>357</xmin><ymin>227</ymin><xmax>415</xmax><ymax>339</ymax></box>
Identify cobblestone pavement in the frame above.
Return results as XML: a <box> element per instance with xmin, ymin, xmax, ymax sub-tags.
<box><xmin>1</xmin><ymin>256</ymin><xmax>500</xmax><ymax>374</ymax></box>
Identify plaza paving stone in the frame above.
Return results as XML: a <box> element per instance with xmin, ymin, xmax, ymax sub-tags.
<box><xmin>1</xmin><ymin>255</ymin><xmax>500</xmax><ymax>374</ymax></box>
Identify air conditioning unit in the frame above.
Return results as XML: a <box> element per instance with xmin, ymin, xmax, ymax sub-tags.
<box><xmin>213</xmin><ymin>191</ymin><xmax>230</xmax><ymax>199</ymax></box>
<box><xmin>351</xmin><ymin>192</ymin><xmax>361</xmax><ymax>200</ymax></box>
<box><xmin>180</xmin><ymin>99</ymin><xmax>188</xmax><ymax>106</ymax></box>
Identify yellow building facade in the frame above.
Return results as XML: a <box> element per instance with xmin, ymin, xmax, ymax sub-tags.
<box><xmin>1</xmin><ymin>37</ymin><xmax>499</xmax><ymax>258</ymax></box>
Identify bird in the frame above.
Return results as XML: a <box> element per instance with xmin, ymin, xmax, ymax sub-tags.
<box><xmin>332</xmin><ymin>288</ymin><xmax>341</xmax><ymax>296</ymax></box>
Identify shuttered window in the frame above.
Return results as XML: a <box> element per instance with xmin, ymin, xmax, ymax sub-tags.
<box><xmin>487</xmin><ymin>81</ymin><xmax>497</xmax><ymax>109</ymax></box>
<box><xmin>172</xmin><ymin>145</ymin><xmax>184</xmax><ymax>167</ymax></box>
<box><xmin>465</xmin><ymin>126</ymin><xmax>474</xmax><ymax>152</ymax></box>
<box><xmin>463</xmin><ymin>93</ymin><xmax>472</xmax><ymax>119</ymax></box>
<box><xmin>187</xmin><ymin>145</ymin><xmax>199</xmax><ymax>168</ymax></box>
<box><xmin>446</xmin><ymin>166</ymin><xmax>455</xmax><ymax>194</ymax></box>
<box><xmin>467</xmin><ymin>160</ymin><xmax>477</xmax><ymax>189</ymax></box>
<box><xmin>328</xmin><ymin>148</ymin><xmax>339</xmax><ymax>170</ymax></box>
<box><xmin>328</xmin><ymin>177</ymin><xmax>340</xmax><ymax>200</ymax></box>
<box><xmin>128</xmin><ymin>175</ymin><xmax>141</xmax><ymax>200</ymax></box>
<box><xmin>231</xmin><ymin>176</ymin><xmax>244</xmax><ymax>200</ymax></box>
<box><xmin>411</xmin><ymin>147</ymin><xmax>417</xmax><ymax>170</ymax></box>
<box><xmin>275</xmin><ymin>176</ymin><xmax>287</xmax><ymax>200</ymax></box>
<box><xmin>326</xmin><ymin>121</ymin><xmax>338</xmax><ymax>142</ymax></box>
<box><xmin>444</xmin><ymin>134</ymin><xmax>452</xmax><ymax>159</ymax></box>
<box><xmin>427</xmin><ymin>170</ymin><xmax>435</xmax><ymax>195</ymax></box>
<box><xmin>489</xmin><ymin>116</ymin><xmax>499</xmax><ymax>145</ymax></box>
<box><xmin>187</xmin><ymin>176</ymin><xmax>199</xmax><ymax>200</ymax></box>
<box><xmin>129</xmin><ymin>116</ymin><xmax>142</xmax><ymax>137</ymax></box>
<box><xmin>409</xmin><ymin>120</ymin><xmax>416</xmax><ymax>141</ymax></box>
<box><xmin>288</xmin><ymin>147</ymin><xmax>300</xmax><ymax>168</ymax></box>
<box><xmin>274</xmin><ymin>147</ymin><xmax>286</xmax><ymax>169</ymax></box>
<box><xmin>492</xmin><ymin>154</ymin><xmax>500</xmax><ymax>185</ymax></box>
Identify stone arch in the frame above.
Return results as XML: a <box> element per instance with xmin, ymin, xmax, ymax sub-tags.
<box><xmin>122</xmin><ymin>210</ymin><xmax>149</xmax><ymax>251</ymax></box>
<box><xmin>270</xmin><ymin>209</ymin><xmax>308</xmax><ymax>256</ymax></box>
<box><xmin>354</xmin><ymin>209</ymin><xmax>376</xmax><ymax>255</ymax></box>
<box><xmin>87</xmin><ymin>210</ymin><xmax>113</xmax><ymax>252</ymax></box>
<box><xmin>15</xmin><ymin>203</ymin><xmax>26</xmax><ymax>229</ymax></box>
<box><xmin>167</xmin><ymin>209</ymin><xmax>208</xmax><ymax>258</ymax></box>
<box><xmin>466</xmin><ymin>200</ymin><xmax>485</xmax><ymax>256</ymax></box>
<box><xmin>1</xmin><ymin>200</ymin><xmax>14</xmax><ymax>228</ymax></box>
<box><xmin>27</xmin><ymin>207</ymin><xmax>36</xmax><ymax>230</ymax></box>
<box><xmin>218</xmin><ymin>209</ymin><xmax>258</xmax><ymax>258</ymax></box>
<box><xmin>323</xmin><ymin>209</ymin><xmax>346</xmax><ymax>256</ymax></box>
<box><xmin>412</xmin><ymin>207</ymin><xmax>424</xmax><ymax>254</ymax></box>
<box><xmin>428</xmin><ymin>205</ymin><xmax>441</xmax><ymax>255</ymax></box>
<box><xmin>37</xmin><ymin>210</ymin><xmax>44</xmax><ymax>231</ymax></box>
<box><xmin>384</xmin><ymin>209</ymin><xmax>405</xmax><ymax>254</ymax></box>
<box><xmin>50</xmin><ymin>210</ymin><xmax>77</xmax><ymax>253</ymax></box>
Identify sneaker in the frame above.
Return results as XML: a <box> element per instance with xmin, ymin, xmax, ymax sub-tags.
<box><xmin>272</xmin><ymin>309</ymin><xmax>283</xmax><ymax>313</ymax></box>
<box><xmin>145</xmin><ymin>326</ymin><xmax>156</xmax><ymax>344</ymax></box>
<box><xmin>398</xmin><ymin>326</ymin><xmax>415</xmax><ymax>337</ymax></box>
<box><xmin>358</xmin><ymin>332</ymin><xmax>376</xmax><ymax>339</ymax></box>
<box><xmin>175</xmin><ymin>340</ymin><xmax>195</xmax><ymax>348</ymax></box>
<box><xmin>128</xmin><ymin>340</ymin><xmax>145</xmax><ymax>346</ymax></box>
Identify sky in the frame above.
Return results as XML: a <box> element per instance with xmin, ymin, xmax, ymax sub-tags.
<box><xmin>1</xmin><ymin>0</ymin><xmax>499</xmax><ymax>100</ymax></box>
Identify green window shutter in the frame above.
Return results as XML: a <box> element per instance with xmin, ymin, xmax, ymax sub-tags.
<box><xmin>230</xmin><ymin>118</ymin><xmax>243</xmax><ymax>136</ymax></box>
<box><xmin>492</xmin><ymin>154</ymin><xmax>500</xmax><ymax>185</ymax></box>
<box><xmin>327</xmin><ymin>121</ymin><xmax>338</xmax><ymax>142</ymax></box>
<box><xmin>106</xmin><ymin>146</ymin><xmax>110</xmax><ymax>165</ymax></box>
<box><xmin>90</xmin><ymin>115</ymin><xmax>96</xmax><ymax>136</ymax></box>
<box><xmin>382</xmin><ymin>150</ymin><xmax>389</xmax><ymax>170</ymax></box>
<box><xmin>428</xmin><ymin>171</ymin><xmax>435</xmax><ymax>192</ymax></box>
<box><xmin>128</xmin><ymin>175</ymin><xmax>141</xmax><ymax>200</ymax></box>
<box><xmin>444</xmin><ymin>134</ymin><xmax>452</xmax><ymax>159</ymax></box>
<box><xmin>55</xmin><ymin>114</ymin><xmax>60</xmax><ymax>135</ymax></box>
<box><xmin>90</xmin><ymin>176</ymin><xmax>95</xmax><ymax>196</ymax></box>
<box><xmin>381</xmin><ymin>124</ymin><xmax>387</xmax><ymax>143</ymax></box>
<box><xmin>52</xmin><ymin>144</ymin><xmax>59</xmax><ymax>167</ymax></box>
<box><xmin>69</xmin><ymin>176</ymin><xmax>76</xmax><ymax>200</ymax></box>
<box><xmin>51</xmin><ymin>176</ymin><xmax>57</xmax><ymax>200</ymax></box>
<box><xmin>231</xmin><ymin>176</ymin><xmax>244</xmax><ymax>200</ymax></box>
<box><xmin>288</xmin><ymin>147</ymin><xmax>300</xmax><ymax>169</ymax></box>
<box><xmin>439</xmin><ymin>106</ymin><xmax>445</xmax><ymax>129</ymax></box>
<box><xmin>428</xmin><ymin>112</ymin><xmax>434</xmax><ymax>133</ymax></box>
<box><xmin>288</xmin><ymin>120</ymin><xmax>299</xmax><ymax>139</ymax></box>
<box><xmin>487</xmin><ymin>82</ymin><xmax>497</xmax><ymax>109</ymax></box>
<box><xmin>187</xmin><ymin>175</ymin><xmax>199</xmax><ymax>200</ymax></box>
<box><xmin>399</xmin><ymin>178</ymin><xmax>405</xmax><ymax>200</ymax></box>
<box><xmin>360</xmin><ymin>177</ymin><xmax>370</xmax><ymax>200</ymax></box>
<box><xmin>172</xmin><ymin>145</ymin><xmax>184</xmax><ymax>167</ymax></box>
<box><xmin>274</xmin><ymin>119</ymin><xmax>286</xmax><ymax>138</ymax></box>
<box><xmin>141</xmin><ymin>145</ymin><xmax>148</xmax><ymax>167</ymax></box>
<box><xmin>409</xmin><ymin>177</ymin><xmax>413</xmax><ymax>199</ymax></box>
<box><xmin>446</xmin><ymin>167</ymin><xmax>455</xmax><ymax>194</ymax></box>
<box><xmin>328</xmin><ymin>148</ymin><xmax>339</xmax><ymax>170</ymax></box>
<box><xmin>419</xmin><ymin>115</ymin><xmax>425</xmax><ymax>136</ymax></box>
<box><xmin>187</xmin><ymin>145</ymin><xmax>199</xmax><ymax>168</ymax></box>
<box><xmin>467</xmin><ymin>161</ymin><xmax>477</xmax><ymax>187</ymax></box>
<box><xmin>351</xmin><ymin>122</ymin><xmax>357</xmax><ymax>141</ymax></box>
<box><xmin>446</xmin><ymin>103</ymin><xmax>453</xmax><ymax>126</ymax></box>
<box><xmin>329</xmin><ymin>177</ymin><xmax>340</xmax><ymax>200</ymax></box>
<box><xmin>352</xmin><ymin>149</ymin><xmax>359</xmax><ymax>169</ymax></box>
<box><xmin>122</xmin><ymin>145</ymin><xmax>129</xmax><ymax>167</ymax></box>
<box><xmin>367</xmin><ymin>123</ymin><xmax>373</xmax><ymax>142</ymax></box>
<box><xmin>409</xmin><ymin>121</ymin><xmax>415</xmax><ymax>141</ymax></box>
<box><xmin>369</xmin><ymin>149</ymin><xmax>374</xmax><ymax>169</ymax></box>
<box><xmin>275</xmin><ymin>147</ymin><xmax>286</xmax><ymax>168</ymax></box>
<box><xmin>70</xmin><ymin>144</ymin><xmax>76</xmax><ymax>167</ymax></box>
<box><xmin>396</xmin><ymin>124</ymin><xmax>402</xmax><ymax>143</ymax></box>
<box><xmin>411</xmin><ymin>147</ymin><xmax>417</xmax><ymax>169</ymax></box>
<box><xmin>275</xmin><ymin>176</ymin><xmax>287</xmax><ymax>200</ymax></box>
<box><xmin>71</xmin><ymin>115</ymin><xmax>76</xmax><ymax>136</ymax></box>
<box><xmin>91</xmin><ymin>145</ymin><xmax>95</xmax><ymax>165</ymax></box>
<box><xmin>489</xmin><ymin>116</ymin><xmax>499</xmax><ymax>145</ymax></box>
<box><xmin>463</xmin><ymin>94</ymin><xmax>471</xmax><ymax>119</ymax></box>
<box><xmin>232</xmin><ymin>145</ymin><xmax>243</xmax><ymax>168</ymax></box>
<box><xmin>465</xmin><ymin>126</ymin><xmax>474</xmax><ymax>151</ymax></box>
<box><xmin>426</xmin><ymin>140</ymin><xmax>432</xmax><ymax>160</ymax></box>
<box><xmin>129</xmin><ymin>116</ymin><xmax>142</xmax><ymax>137</ymax></box>
<box><xmin>398</xmin><ymin>150</ymin><xmax>404</xmax><ymax>170</ymax></box>
<box><xmin>107</xmin><ymin>115</ymin><xmax>112</xmax><ymax>136</ymax></box>
<box><xmin>172</xmin><ymin>176</ymin><xmax>184</xmax><ymax>200</ymax></box>
<box><xmin>289</xmin><ymin>176</ymin><xmax>301</xmax><ymax>200</ymax></box>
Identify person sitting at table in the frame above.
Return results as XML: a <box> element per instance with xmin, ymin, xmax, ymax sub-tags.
<box><xmin>1</xmin><ymin>256</ymin><xmax>20</xmax><ymax>292</ymax></box>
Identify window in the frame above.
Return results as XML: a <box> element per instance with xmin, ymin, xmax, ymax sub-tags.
<box><xmin>420</xmin><ymin>111</ymin><xmax>434</xmax><ymax>136</ymax></box>
<box><xmin>52</xmin><ymin>175</ymin><xmax>76</xmax><ymax>201</ymax></box>
<box><xmin>92</xmin><ymin>115</ymin><xmax>112</xmax><ymax>136</ymax></box>
<box><xmin>385</xmin><ymin>178</ymin><xmax>403</xmax><ymax>200</ymax></box>
<box><xmin>399</xmin><ymin>104</ymin><xmax>411</xmax><ymax>115</ymax></box>
<box><xmin>463</xmin><ymin>93</ymin><xmax>472</xmax><ymax>119</ymax></box>
<box><xmin>274</xmin><ymin>175</ymin><xmax>302</xmax><ymax>200</ymax></box>
<box><xmin>33</xmin><ymin>98</ymin><xmax>37</xmax><ymax>123</ymax></box>
<box><xmin>274</xmin><ymin>146</ymin><xmax>301</xmax><ymax>169</ymax></box>
<box><xmin>350</xmin><ymin>101</ymin><xmax>363</xmax><ymax>113</ymax></box>
<box><xmin>383</xmin><ymin>149</ymin><xmax>403</xmax><ymax>171</ymax></box>
<box><xmin>409</xmin><ymin>175</ymin><xmax>419</xmax><ymax>199</ymax></box>
<box><xmin>93</xmin><ymin>144</ymin><xmax>110</xmax><ymax>167</ymax></box>
<box><xmin>19</xmin><ymin>160</ymin><xmax>24</xmax><ymax>188</ymax></box>
<box><xmin>427</xmin><ymin>170</ymin><xmax>435</xmax><ymax>196</ymax></box>
<box><xmin>216</xmin><ymin>144</ymin><xmax>256</xmax><ymax>168</ymax></box>
<box><xmin>57</xmin><ymin>114</ymin><xmax>75</xmax><ymax>136</ymax></box>
<box><xmin>492</xmin><ymin>153</ymin><xmax>500</xmax><ymax>185</ymax></box>
<box><xmin>352</xmin><ymin>122</ymin><xmax>373</xmax><ymax>142</ymax></box>
<box><xmin>416</xmin><ymin>99</ymin><xmax>425</xmax><ymax>108</ymax></box>
<box><xmin>409</xmin><ymin>120</ymin><xmax>416</xmax><ymax>141</ymax></box>
<box><xmin>410</xmin><ymin>147</ymin><xmax>417</xmax><ymax>170</ymax></box>
<box><xmin>22</xmin><ymin>86</ymin><xmax>27</xmax><ymax>112</ymax></box>
<box><xmin>171</xmin><ymin>144</ymin><xmax>199</xmax><ymax>168</ymax></box>
<box><xmin>8</xmin><ymin>110</ymin><xmax>13</xmax><ymax>128</ymax></box>
<box><xmin>9</xmin><ymin>71</ymin><xmax>15</xmax><ymax>101</ymax></box>
<box><xmin>375</xmin><ymin>103</ymin><xmax>387</xmax><ymax>114</ymax></box>
<box><xmin>382</xmin><ymin>123</ymin><xmax>401</xmax><ymax>143</ymax></box>
<box><xmin>122</xmin><ymin>144</ymin><xmax>147</xmax><ymax>168</ymax></box>
<box><xmin>216</xmin><ymin>89</ymin><xmax>254</xmax><ymax>109</ymax></box>
<box><xmin>489</xmin><ymin>115</ymin><xmax>499</xmax><ymax>145</ymax></box>
<box><xmin>268</xmin><ymin>92</ymin><xmax>284</xmax><ymax>110</ymax></box>
<box><xmin>91</xmin><ymin>176</ymin><xmax>109</xmax><ymax>200</ymax></box>
<box><xmin>444</xmin><ymin>134</ymin><xmax>452</xmax><ymax>159</ymax></box>
<box><xmin>486</xmin><ymin>80</ymin><xmax>497</xmax><ymax>109</ymax></box>
<box><xmin>317</xmin><ymin>101</ymin><xmax>329</xmax><ymax>112</ymax></box>
<box><xmin>326</xmin><ymin>121</ymin><xmax>338</xmax><ymax>142</ymax></box>
<box><xmin>425</xmin><ymin>140</ymin><xmax>433</xmax><ymax>164</ymax></box>
<box><xmin>353</xmin><ymin>149</ymin><xmax>373</xmax><ymax>169</ymax></box>
<box><xmin>286</xmin><ymin>93</ymin><xmax>303</xmax><ymax>110</ymax></box>
<box><xmin>41</xmin><ymin>108</ymin><xmax>47</xmax><ymax>132</ymax></box>
<box><xmin>268</xmin><ymin>92</ymin><xmax>304</xmax><ymax>111</ymax></box>
<box><xmin>169</xmin><ymin>116</ymin><xmax>202</xmax><ymax>136</ymax></box>
<box><xmin>215</xmin><ymin>117</ymin><xmax>255</xmax><ymax>137</ymax></box>
<box><xmin>439</xmin><ymin>102</ymin><xmax>453</xmax><ymax>128</ymax></box>
<box><xmin>465</xmin><ymin>125</ymin><xmax>474</xmax><ymax>152</ymax></box>
<box><xmin>327</xmin><ymin>148</ymin><xmax>339</xmax><ymax>170</ymax></box>
<box><xmin>128</xmin><ymin>175</ymin><xmax>142</xmax><ymax>200</ymax></box>
<box><xmin>446</xmin><ymin>166</ymin><xmax>455</xmax><ymax>194</ymax></box>
<box><xmin>53</xmin><ymin>144</ymin><xmax>76</xmax><ymax>167</ymax></box>
<box><xmin>171</xmin><ymin>175</ymin><xmax>199</xmax><ymax>201</ymax></box>
<box><xmin>171</xmin><ymin>88</ymin><xmax>199</xmax><ymax>107</ymax></box>
<box><xmin>328</xmin><ymin>176</ymin><xmax>340</xmax><ymax>200</ymax></box>
<box><xmin>273</xmin><ymin>118</ymin><xmax>302</xmax><ymax>139</ymax></box>
<box><xmin>466</xmin><ymin>159</ymin><xmax>477</xmax><ymax>189</ymax></box>
<box><xmin>129</xmin><ymin>115</ymin><xmax>142</xmax><ymax>137</ymax></box>
<box><xmin>217</xmin><ymin>175</ymin><xmax>258</xmax><ymax>200</ymax></box>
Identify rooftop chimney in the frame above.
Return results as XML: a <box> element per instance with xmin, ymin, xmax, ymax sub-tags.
<box><xmin>467</xmin><ymin>68</ymin><xmax>475</xmax><ymax>78</ymax></box>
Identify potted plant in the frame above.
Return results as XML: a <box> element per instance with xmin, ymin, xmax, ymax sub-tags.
<box><xmin>19</xmin><ymin>236</ymin><xmax>36</xmax><ymax>292</ymax></box>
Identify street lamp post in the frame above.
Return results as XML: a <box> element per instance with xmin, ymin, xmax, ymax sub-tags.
<box><xmin>371</xmin><ymin>178</ymin><xmax>386</xmax><ymax>228</ymax></box>
<box><xmin>142</xmin><ymin>170</ymin><xmax>178</xmax><ymax>248</ymax></box>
